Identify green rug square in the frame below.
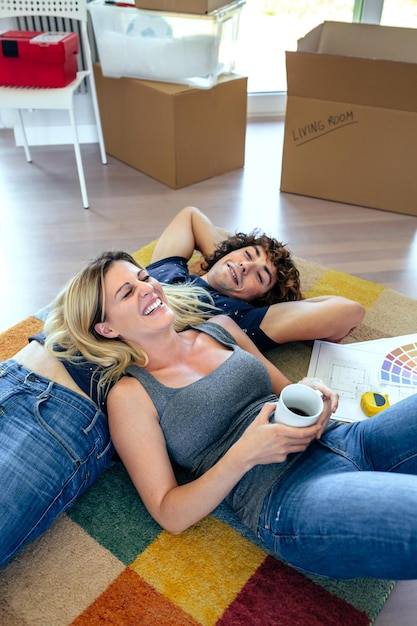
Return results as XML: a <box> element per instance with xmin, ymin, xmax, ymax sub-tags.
<box><xmin>68</xmin><ymin>462</ymin><xmax>162</xmax><ymax>565</ymax></box>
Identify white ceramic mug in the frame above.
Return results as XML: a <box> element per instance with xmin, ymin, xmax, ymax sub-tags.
<box><xmin>273</xmin><ymin>383</ymin><xmax>324</xmax><ymax>427</ymax></box>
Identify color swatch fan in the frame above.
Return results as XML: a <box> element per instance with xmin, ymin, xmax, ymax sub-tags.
<box><xmin>380</xmin><ymin>342</ymin><xmax>417</xmax><ymax>386</ymax></box>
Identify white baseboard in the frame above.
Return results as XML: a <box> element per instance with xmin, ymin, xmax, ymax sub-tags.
<box><xmin>13</xmin><ymin>123</ymin><xmax>99</xmax><ymax>145</ymax></box>
<box><xmin>247</xmin><ymin>92</ymin><xmax>287</xmax><ymax>118</ymax></box>
<box><xmin>1</xmin><ymin>93</ymin><xmax>100</xmax><ymax>145</ymax></box>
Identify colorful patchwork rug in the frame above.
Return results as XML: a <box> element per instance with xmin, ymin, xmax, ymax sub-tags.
<box><xmin>1</xmin><ymin>242</ymin><xmax>416</xmax><ymax>626</ymax></box>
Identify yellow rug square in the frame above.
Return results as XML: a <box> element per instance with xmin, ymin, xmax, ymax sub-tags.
<box><xmin>130</xmin><ymin>516</ymin><xmax>266</xmax><ymax>626</ymax></box>
<box><xmin>305</xmin><ymin>269</ymin><xmax>385</xmax><ymax>309</ymax></box>
<box><xmin>133</xmin><ymin>242</ymin><xmax>157</xmax><ymax>267</ymax></box>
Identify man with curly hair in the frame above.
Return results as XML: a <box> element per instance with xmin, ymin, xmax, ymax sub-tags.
<box><xmin>146</xmin><ymin>207</ymin><xmax>365</xmax><ymax>351</ymax></box>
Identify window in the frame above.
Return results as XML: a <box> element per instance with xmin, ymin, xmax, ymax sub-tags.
<box><xmin>380</xmin><ymin>0</ymin><xmax>417</xmax><ymax>26</ymax></box>
<box><xmin>237</xmin><ymin>0</ymin><xmax>417</xmax><ymax>115</ymax></box>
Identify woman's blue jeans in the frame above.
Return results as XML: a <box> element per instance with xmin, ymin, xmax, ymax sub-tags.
<box><xmin>257</xmin><ymin>392</ymin><xmax>417</xmax><ymax>579</ymax></box>
<box><xmin>0</xmin><ymin>360</ymin><xmax>114</xmax><ymax>568</ymax></box>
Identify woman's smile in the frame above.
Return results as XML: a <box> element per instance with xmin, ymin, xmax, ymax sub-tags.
<box><xmin>143</xmin><ymin>297</ymin><xmax>164</xmax><ymax>316</ymax></box>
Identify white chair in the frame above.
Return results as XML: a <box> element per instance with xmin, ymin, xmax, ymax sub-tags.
<box><xmin>0</xmin><ymin>0</ymin><xmax>107</xmax><ymax>209</ymax></box>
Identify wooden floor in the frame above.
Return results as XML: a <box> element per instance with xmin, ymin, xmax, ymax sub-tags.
<box><xmin>1</xmin><ymin>119</ymin><xmax>417</xmax><ymax>624</ymax></box>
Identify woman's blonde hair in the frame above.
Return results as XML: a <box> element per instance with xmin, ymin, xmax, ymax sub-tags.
<box><xmin>44</xmin><ymin>251</ymin><xmax>217</xmax><ymax>400</ymax></box>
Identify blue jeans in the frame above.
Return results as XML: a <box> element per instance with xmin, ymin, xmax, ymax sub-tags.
<box><xmin>0</xmin><ymin>360</ymin><xmax>114</xmax><ymax>567</ymax></box>
<box><xmin>257</xmin><ymin>392</ymin><xmax>417</xmax><ymax>579</ymax></box>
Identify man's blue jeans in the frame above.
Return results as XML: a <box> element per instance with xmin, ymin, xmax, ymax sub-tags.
<box><xmin>0</xmin><ymin>360</ymin><xmax>114</xmax><ymax>567</ymax></box>
<box><xmin>257</xmin><ymin>393</ymin><xmax>417</xmax><ymax>579</ymax></box>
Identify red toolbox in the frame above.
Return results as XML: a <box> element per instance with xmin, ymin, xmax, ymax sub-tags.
<box><xmin>0</xmin><ymin>31</ymin><xmax>79</xmax><ymax>87</ymax></box>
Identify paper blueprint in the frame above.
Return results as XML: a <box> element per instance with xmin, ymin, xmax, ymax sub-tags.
<box><xmin>308</xmin><ymin>334</ymin><xmax>417</xmax><ymax>422</ymax></box>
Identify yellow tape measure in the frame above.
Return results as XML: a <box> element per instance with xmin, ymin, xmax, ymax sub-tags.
<box><xmin>360</xmin><ymin>392</ymin><xmax>390</xmax><ymax>417</ymax></box>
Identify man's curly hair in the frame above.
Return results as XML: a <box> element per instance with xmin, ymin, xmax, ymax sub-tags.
<box><xmin>201</xmin><ymin>230</ymin><xmax>302</xmax><ymax>306</ymax></box>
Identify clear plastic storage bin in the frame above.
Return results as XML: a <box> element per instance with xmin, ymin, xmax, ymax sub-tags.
<box><xmin>88</xmin><ymin>0</ymin><xmax>245</xmax><ymax>89</ymax></box>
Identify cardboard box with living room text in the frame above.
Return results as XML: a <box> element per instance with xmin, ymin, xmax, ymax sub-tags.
<box><xmin>280</xmin><ymin>21</ymin><xmax>417</xmax><ymax>217</ymax></box>
<box><xmin>93</xmin><ymin>64</ymin><xmax>247</xmax><ymax>189</ymax></box>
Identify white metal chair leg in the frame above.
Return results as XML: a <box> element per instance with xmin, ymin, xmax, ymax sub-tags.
<box><xmin>88</xmin><ymin>76</ymin><xmax>107</xmax><ymax>165</ymax></box>
<box><xmin>17</xmin><ymin>109</ymin><xmax>32</xmax><ymax>163</ymax></box>
<box><xmin>69</xmin><ymin>108</ymin><xmax>89</xmax><ymax>209</ymax></box>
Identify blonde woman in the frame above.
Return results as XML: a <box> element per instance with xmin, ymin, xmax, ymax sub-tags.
<box><xmin>0</xmin><ymin>251</ymin><xmax>214</xmax><ymax>567</ymax></box>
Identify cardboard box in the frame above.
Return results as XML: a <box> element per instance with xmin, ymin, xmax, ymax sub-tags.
<box><xmin>280</xmin><ymin>21</ymin><xmax>417</xmax><ymax>217</ymax></box>
<box><xmin>0</xmin><ymin>31</ymin><xmax>78</xmax><ymax>87</ymax></box>
<box><xmin>134</xmin><ymin>0</ymin><xmax>233</xmax><ymax>15</ymax></box>
<box><xmin>93</xmin><ymin>63</ymin><xmax>247</xmax><ymax>188</ymax></box>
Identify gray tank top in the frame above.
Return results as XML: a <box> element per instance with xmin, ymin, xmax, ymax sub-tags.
<box><xmin>126</xmin><ymin>321</ymin><xmax>301</xmax><ymax>532</ymax></box>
